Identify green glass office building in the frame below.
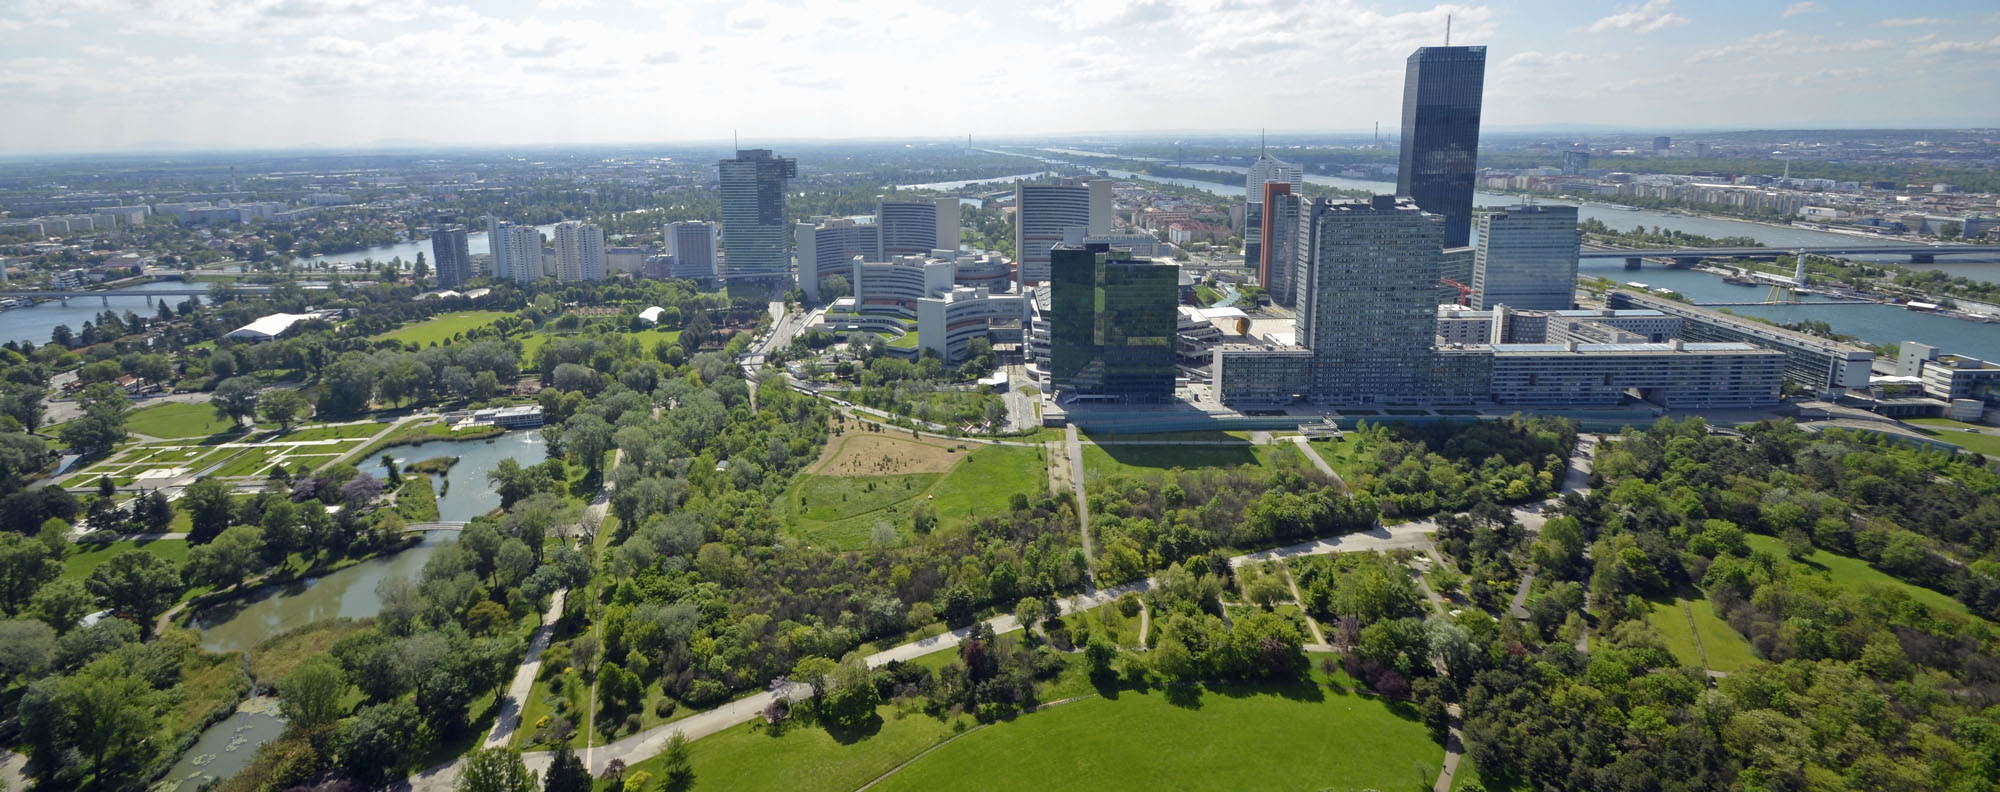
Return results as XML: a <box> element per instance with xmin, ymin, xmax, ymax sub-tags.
<box><xmin>1048</xmin><ymin>242</ymin><xmax>1179</xmax><ymax>401</ymax></box>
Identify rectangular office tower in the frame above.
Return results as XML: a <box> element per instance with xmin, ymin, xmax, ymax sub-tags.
<box><xmin>431</xmin><ymin>225</ymin><xmax>472</xmax><ymax>288</ymax></box>
<box><xmin>1048</xmin><ymin>242</ymin><xmax>1180</xmax><ymax>402</ymax></box>
<box><xmin>1472</xmin><ymin>204</ymin><xmax>1580</xmax><ymax>310</ymax></box>
<box><xmin>1259</xmin><ymin>184</ymin><xmax>1302</xmax><ymax>306</ymax></box>
<box><xmin>1295</xmin><ymin>196</ymin><xmax>1444</xmax><ymax>403</ymax></box>
<box><xmin>1396</xmin><ymin>45</ymin><xmax>1486</xmax><ymax>248</ymax></box>
<box><xmin>553</xmin><ymin>221</ymin><xmax>606</xmax><ymax>282</ymax></box>
<box><xmin>1243</xmin><ymin>153</ymin><xmax>1304</xmax><ymax>269</ymax></box>
<box><xmin>877</xmin><ymin>196</ymin><xmax>961</xmax><ymax>257</ymax></box>
<box><xmin>718</xmin><ymin>149</ymin><xmax>798</xmax><ymax>286</ymax></box>
<box><xmin>1014</xmin><ymin>179</ymin><xmax>1110</xmax><ymax>288</ymax></box>
<box><xmin>668</xmin><ymin>221</ymin><xmax>718</xmax><ymax>282</ymax></box>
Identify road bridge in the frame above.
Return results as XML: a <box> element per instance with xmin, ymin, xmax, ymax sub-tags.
<box><xmin>1583</xmin><ymin>244</ymin><xmax>2000</xmax><ymax>268</ymax></box>
<box><xmin>0</xmin><ymin>286</ymin><xmax>272</xmax><ymax>299</ymax></box>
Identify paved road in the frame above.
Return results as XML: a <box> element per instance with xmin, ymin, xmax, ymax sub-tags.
<box><xmin>484</xmin><ymin>589</ymin><xmax>568</xmax><ymax>749</ymax></box>
<box><xmin>1063</xmin><ymin>425</ymin><xmax>1095</xmax><ymax>584</ymax></box>
<box><xmin>1289</xmin><ymin>436</ymin><xmax>1349</xmax><ymax>492</ymax></box>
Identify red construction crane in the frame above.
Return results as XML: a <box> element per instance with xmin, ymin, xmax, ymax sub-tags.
<box><xmin>1439</xmin><ymin>277</ymin><xmax>1479</xmax><ymax>307</ymax></box>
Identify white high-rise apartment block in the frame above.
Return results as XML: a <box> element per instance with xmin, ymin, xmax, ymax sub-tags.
<box><xmin>1472</xmin><ymin>205</ymin><xmax>1579</xmax><ymax>310</ymax></box>
<box><xmin>496</xmin><ymin>223</ymin><xmax>544</xmax><ymax>284</ymax></box>
<box><xmin>553</xmin><ymin>221</ymin><xmax>606</xmax><ymax>282</ymax></box>
<box><xmin>1013</xmin><ymin>178</ymin><xmax>1110</xmax><ymax>288</ymax></box>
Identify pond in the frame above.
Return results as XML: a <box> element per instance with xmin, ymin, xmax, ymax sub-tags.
<box><xmin>158</xmin><ymin>696</ymin><xmax>285</xmax><ymax>792</ymax></box>
<box><xmin>386</xmin><ymin>430</ymin><xmax>549</xmax><ymax>523</ymax></box>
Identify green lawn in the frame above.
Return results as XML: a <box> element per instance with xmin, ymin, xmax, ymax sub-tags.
<box><xmin>924</xmin><ymin>445</ymin><xmax>1046</xmax><ymax>530</ymax></box>
<box><xmin>788</xmin><ymin>473</ymin><xmax>943</xmax><ymax>549</ymax></box>
<box><xmin>1645</xmin><ymin>594</ymin><xmax>1758</xmax><ymax>673</ymax></box>
<box><xmin>521</xmin><ymin>328</ymin><xmax>681</xmax><ymax>368</ymax></box>
<box><xmin>372</xmin><ymin>310</ymin><xmax>512</xmax><ymax>346</ymax></box>
<box><xmin>788</xmin><ymin>444</ymin><xmax>1046</xmax><ymax>549</ymax></box>
<box><xmin>63</xmin><ymin>539</ymin><xmax>190</xmax><ymax>582</ymax></box>
<box><xmin>869</xmin><ymin>683</ymin><xmax>1438</xmax><ymax>792</ymax></box>
<box><xmin>1309</xmin><ymin>437</ymin><xmax>1372</xmax><ymax>481</ymax></box>
<box><xmin>1902</xmin><ymin>418</ymin><xmax>2000</xmax><ymax>457</ymax></box>
<box><xmin>1744</xmin><ymin>533</ymin><xmax>1976</xmax><ymax>619</ymax></box>
<box><xmin>1081</xmin><ymin>441</ymin><xmax>1278</xmax><ymax>481</ymax></box>
<box><xmin>125</xmin><ymin>400</ymin><xmax>242</xmax><ymax>439</ymax></box>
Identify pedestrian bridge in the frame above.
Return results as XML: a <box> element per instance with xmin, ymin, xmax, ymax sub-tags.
<box><xmin>405</xmin><ymin>521</ymin><xmax>468</xmax><ymax>532</ymax></box>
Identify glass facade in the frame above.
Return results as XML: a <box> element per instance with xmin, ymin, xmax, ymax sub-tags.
<box><xmin>431</xmin><ymin>225</ymin><xmax>471</xmax><ymax>288</ymax></box>
<box><xmin>1396</xmin><ymin>46</ymin><xmax>1486</xmax><ymax>248</ymax></box>
<box><xmin>718</xmin><ymin>149</ymin><xmax>797</xmax><ymax>285</ymax></box>
<box><xmin>1472</xmin><ymin>204</ymin><xmax>1579</xmax><ymax>310</ymax></box>
<box><xmin>1048</xmin><ymin>242</ymin><xmax>1179</xmax><ymax>401</ymax></box>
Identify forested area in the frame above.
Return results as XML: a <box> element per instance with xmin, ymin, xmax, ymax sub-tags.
<box><xmin>1439</xmin><ymin>419</ymin><xmax>2000</xmax><ymax>791</ymax></box>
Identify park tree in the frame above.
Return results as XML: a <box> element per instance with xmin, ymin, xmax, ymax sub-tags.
<box><xmin>0</xmin><ymin>385</ymin><xmax>46</xmax><ymax>433</ymax></box>
<box><xmin>279</xmin><ymin>655</ymin><xmax>352</xmax><ymax>729</ymax></box>
<box><xmin>259</xmin><ymin>388</ymin><xmax>306</xmax><ymax>429</ymax></box>
<box><xmin>0</xmin><ymin>532</ymin><xmax>60</xmax><ymax>613</ymax></box>
<box><xmin>184</xmin><ymin>524</ymin><xmax>263</xmax><ymax>591</ymax></box>
<box><xmin>543</xmin><ymin>741</ymin><xmax>591</xmax><ymax>792</ymax></box>
<box><xmin>456</xmin><ymin>747</ymin><xmax>536</xmax><ymax>792</ymax></box>
<box><xmin>212</xmin><ymin>376</ymin><xmax>262</xmax><ymax>427</ymax></box>
<box><xmin>337</xmin><ymin>700</ymin><xmax>424</xmax><ymax>784</ymax></box>
<box><xmin>0</xmin><ymin>618</ymin><xmax>55</xmax><ymax>681</ymax></box>
<box><xmin>85</xmin><ymin>550</ymin><xmax>182</xmax><ymax>628</ymax></box>
<box><xmin>182</xmin><ymin>477</ymin><xmax>236</xmax><ymax>543</ymax></box>
<box><xmin>28</xmin><ymin>579</ymin><xmax>94</xmax><ymax>633</ymax></box>
<box><xmin>20</xmin><ymin>664</ymin><xmax>160</xmax><ymax>786</ymax></box>
<box><xmin>58</xmin><ymin>383</ymin><xmax>129</xmax><ymax>453</ymax></box>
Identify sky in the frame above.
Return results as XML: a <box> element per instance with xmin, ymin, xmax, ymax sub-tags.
<box><xmin>0</xmin><ymin>0</ymin><xmax>1996</xmax><ymax>152</ymax></box>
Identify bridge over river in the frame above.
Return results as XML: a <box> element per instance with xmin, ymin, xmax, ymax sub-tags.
<box><xmin>1583</xmin><ymin>244</ymin><xmax>2000</xmax><ymax>268</ymax></box>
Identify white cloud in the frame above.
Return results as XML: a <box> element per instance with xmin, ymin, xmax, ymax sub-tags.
<box><xmin>1878</xmin><ymin>17</ymin><xmax>1947</xmax><ymax>27</ymax></box>
<box><xmin>1690</xmin><ymin>30</ymin><xmax>1889</xmax><ymax>62</ymax></box>
<box><xmin>540</xmin><ymin>0</ymin><xmax>596</xmax><ymax>8</ymax></box>
<box><xmin>1585</xmin><ymin>0</ymin><xmax>1687</xmax><ymax>34</ymax></box>
<box><xmin>1782</xmin><ymin>2</ymin><xmax>1819</xmax><ymax>17</ymax></box>
<box><xmin>1502</xmin><ymin>51</ymin><xmax>1587</xmax><ymax>70</ymax></box>
<box><xmin>642</xmin><ymin>50</ymin><xmax>680</xmax><ymax>65</ymax></box>
<box><xmin>1034</xmin><ymin>0</ymin><xmax>1173</xmax><ymax>31</ymax></box>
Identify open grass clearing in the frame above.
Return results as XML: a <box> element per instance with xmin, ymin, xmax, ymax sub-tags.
<box><xmin>811</xmin><ymin>428</ymin><xmax>967</xmax><ymax>476</ymax></box>
<box><xmin>1744</xmin><ymin>533</ymin><xmax>1977</xmax><ymax>620</ymax></box>
<box><xmin>1080</xmin><ymin>441</ymin><xmax>1278</xmax><ymax>482</ymax></box>
<box><xmin>1644</xmin><ymin>593</ymin><xmax>1758</xmax><ymax>673</ymax></box>
<box><xmin>868</xmin><ymin>681</ymin><xmax>1438</xmax><ymax>792</ymax></box>
<box><xmin>789</xmin><ymin>442</ymin><xmax>1047</xmax><ymax>549</ymax></box>
<box><xmin>371</xmin><ymin>310</ymin><xmax>512</xmax><ymax>346</ymax></box>
<box><xmin>1902</xmin><ymin>419</ymin><xmax>2000</xmax><ymax>457</ymax></box>
<box><xmin>125</xmin><ymin>400</ymin><xmax>244</xmax><ymax>439</ymax></box>
<box><xmin>788</xmin><ymin>473</ymin><xmax>941</xmax><ymax>549</ymax></box>
<box><xmin>63</xmin><ymin>538</ymin><xmax>190</xmax><ymax>582</ymax></box>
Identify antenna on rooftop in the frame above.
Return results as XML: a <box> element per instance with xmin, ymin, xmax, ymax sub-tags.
<box><xmin>733</xmin><ymin>129</ymin><xmax>739</xmax><ymax>153</ymax></box>
<box><xmin>1374</xmin><ymin>122</ymin><xmax>1379</xmax><ymax>147</ymax></box>
<box><xmin>1446</xmin><ymin>14</ymin><xmax>1452</xmax><ymax>46</ymax></box>
<box><xmin>1260</xmin><ymin>128</ymin><xmax>1266</xmax><ymax>156</ymax></box>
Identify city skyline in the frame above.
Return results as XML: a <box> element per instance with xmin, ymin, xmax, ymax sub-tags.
<box><xmin>3</xmin><ymin>1</ymin><xmax>1998</xmax><ymax>152</ymax></box>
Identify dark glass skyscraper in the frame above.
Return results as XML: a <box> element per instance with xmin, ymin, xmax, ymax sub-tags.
<box><xmin>1396</xmin><ymin>45</ymin><xmax>1485</xmax><ymax>248</ymax></box>
<box><xmin>1048</xmin><ymin>242</ymin><xmax>1179</xmax><ymax>402</ymax></box>
<box><xmin>431</xmin><ymin>224</ymin><xmax>471</xmax><ymax>288</ymax></box>
<box><xmin>718</xmin><ymin>149</ymin><xmax>798</xmax><ymax>286</ymax></box>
